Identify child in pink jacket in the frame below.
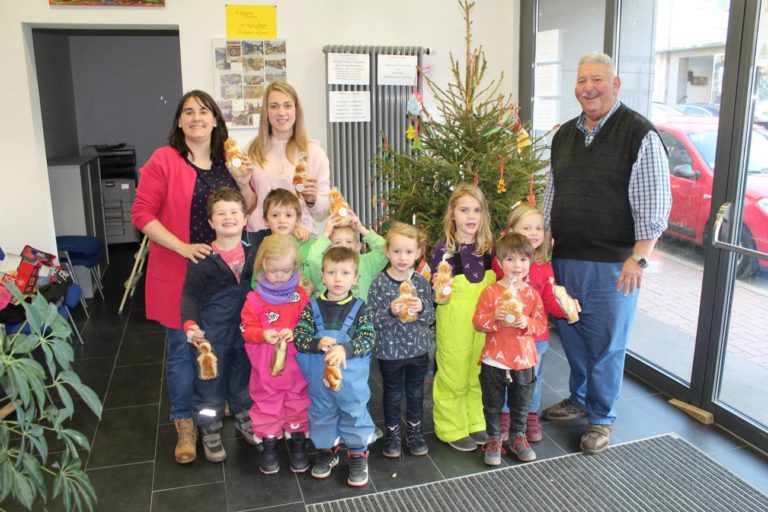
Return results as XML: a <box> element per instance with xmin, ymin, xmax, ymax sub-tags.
<box><xmin>241</xmin><ymin>234</ymin><xmax>310</xmax><ymax>475</ymax></box>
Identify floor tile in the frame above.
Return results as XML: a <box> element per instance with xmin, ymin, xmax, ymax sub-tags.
<box><xmin>297</xmin><ymin>450</ymin><xmax>379</xmax><ymax>504</ymax></box>
<box><xmin>151</xmin><ymin>482</ymin><xmax>227</xmax><ymax>512</ymax></box>
<box><xmin>524</xmin><ymin>432</ymin><xmax>569</xmax><ymax>460</ymax></box>
<box><xmin>223</xmin><ymin>438</ymin><xmax>303</xmax><ymax>511</ymax></box>
<box><xmin>70</xmin><ymin>355</ymin><xmax>115</xmax><ymax>396</ymax></box>
<box><xmin>366</xmin><ymin>437</ymin><xmax>444</xmax><ymax>491</ymax></box>
<box><xmin>540</xmin><ymin>419</ymin><xmax>590</xmax><ymax>454</ymax></box>
<box><xmin>89</xmin><ymin>462</ymin><xmax>154</xmax><ymax>511</ymax></box>
<box><xmin>127</xmin><ymin>308</ymin><xmax>165</xmax><ymax>334</ymax></box>
<box><xmin>88</xmin><ymin>404</ymin><xmax>158</xmax><ymax>469</ymax></box>
<box><xmin>116</xmin><ymin>330</ymin><xmax>166</xmax><ymax>366</ymax></box>
<box><xmin>103</xmin><ymin>363</ymin><xmax>162</xmax><ymax>409</ymax></box>
<box><xmin>421</xmin><ymin>432</ymin><xmax>506</xmax><ymax>479</ymax></box>
<box><xmin>73</xmin><ymin>329</ymin><xmax>123</xmax><ymax>360</ymax></box>
<box><xmin>153</xmin><ymin>423</ymin><xmax>223</xmax><ymax>491</ymax></box>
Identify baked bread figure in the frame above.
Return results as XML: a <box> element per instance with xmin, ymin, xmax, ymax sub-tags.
<box><xmin>299</xmin><ymin>272</ymin><xmax>314</xmax><ymax>297</ymax></box>
<box><xmin>323</xmin><ymin>364</ymin><xmax>343</xmax><ymax>392</ymax></box>
<box><xmin>498</xmin><ymin>283</ymin><xmax>524</xmax><ymax>327</ymax></box>
<box><xmin>223</xmin><ymin>138</ymin><xmax>247</xmax><ymax>177</ymax></box>
<box><xmin>292</xmin><ymin>158</ymin><xmax>309</xmax><ymax>194</ymax></box>
<box><xmin>270</xmin><ymin>340</ymin><xmax>288</xmax><ymax>376</ymax></box>
<box><xmin>550</xmin><ymin>277</ymin><xmax>580</xmax><ymax>324</ymax></box>
<box><xmin>432</xmin><ymin>260</ymin><xmax>454</xmax><ymax>304</ymax></box>
<box><xmin>393</xmin><ymin>280</ymin><xmax>418</xmax><ymax>323</ymax></box>
<box><xmin>329</xmin><ymin>187</ymin><xmax>352</xmax><ymax>225</ymax></box>
<box><xmin>196</xmin><ymin>341</ymin><xmax>218</xmax><ymax>380</ymax></box>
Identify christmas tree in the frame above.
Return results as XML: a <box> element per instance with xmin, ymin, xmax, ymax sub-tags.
<box><xmin>375</xmin><ymin>0</ymin><xmax>549</xmax><ymax>249</ymax></box>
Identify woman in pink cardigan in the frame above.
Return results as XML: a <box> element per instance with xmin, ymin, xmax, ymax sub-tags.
<box><xmin>132</xmin><ymin>90</ymin><xmax>256</xmax><ymax>464</ymax></box>
<box><xmin>246</xmin><ymin>82</ymin><xmax>331</xmax><ymax>236</ymax></box>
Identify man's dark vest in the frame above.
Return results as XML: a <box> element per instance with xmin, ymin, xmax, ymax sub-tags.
<box><xmin>550</xmin><ymin>103</ymin><xmax>656</xmax><ymax>262</ymax></box>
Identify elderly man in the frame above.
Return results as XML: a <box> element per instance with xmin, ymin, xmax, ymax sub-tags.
<box><xmin>541</xmin><ymin>52</ymin><xmax>671</xmax><ymax>453</ymax></box>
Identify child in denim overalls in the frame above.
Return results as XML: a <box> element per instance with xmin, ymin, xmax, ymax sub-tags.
<box><xmin>294</xmin><ymin>246</ymin><xmax>376</xmax><ymax>487</ymax></box>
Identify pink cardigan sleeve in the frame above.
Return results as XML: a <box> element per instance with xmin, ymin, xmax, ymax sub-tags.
<box><xmin>132</xmin><ymin>150</ymin><xmax>170</xmax><ymax>231</ymax></box>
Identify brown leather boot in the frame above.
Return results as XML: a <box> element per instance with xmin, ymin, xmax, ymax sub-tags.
<box><xmin>174</xmin><ymin>418</ymin><xmax>197</xmax><ymax>464</ymax></box>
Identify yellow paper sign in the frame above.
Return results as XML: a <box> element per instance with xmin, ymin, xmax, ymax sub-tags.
<box><xmin>226</xmin><ymin>4</ymin><xmax>277</xmax><ymax>39</ymax></box>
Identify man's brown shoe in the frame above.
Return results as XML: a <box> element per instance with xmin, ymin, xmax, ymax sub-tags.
<box><xmin>174</xmin><ymin>418</ymin><xmax>197</xmax><ymax>464</ymax></box>
<box><xmin>541</xmin><ymin>399</ymin><xmax>586</xmax><ymax>422</ymax></box>
<box><xmin>580</xmin><ymin>424</ymin><xmax>613</xmax><ymax>454</ymax></box>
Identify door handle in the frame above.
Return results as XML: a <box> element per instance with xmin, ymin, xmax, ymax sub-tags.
<box><xmin>711</xmin><ymin>202</ymin><xmax>768</xmax><ymax>261</ymax></box>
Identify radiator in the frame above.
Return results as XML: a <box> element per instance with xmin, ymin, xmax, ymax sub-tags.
<box><xmin>323</xmin><ymin>45</ymin><xmax>424</xmax><ymax>227</ymax></box>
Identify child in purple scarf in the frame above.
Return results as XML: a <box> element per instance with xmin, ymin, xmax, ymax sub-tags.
<box><xmin>241</xmin><ymin>234</ymin><xmax>311</xmax><ymax>474</ymax></box>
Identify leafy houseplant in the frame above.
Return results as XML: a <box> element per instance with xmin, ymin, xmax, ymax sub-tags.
<box><xmin>1</xmin><ymin>283</ymin><xmax>102</xmax><ymax>512</ymax></box>
<box><xmin>375</xmin><ymin>0</ymin><xmax>550</xmax><ymax>249</ymax></box>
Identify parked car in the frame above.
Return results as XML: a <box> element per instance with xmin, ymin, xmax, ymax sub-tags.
<box><xmin>656</xmin><ymin>117</ymin><xmax>768</xmax><ymax>277</ymax></box>
<box><xmin>674</xmin><ymin>103</ymin><xmax>720</xmax><ymax>117</ymax></box>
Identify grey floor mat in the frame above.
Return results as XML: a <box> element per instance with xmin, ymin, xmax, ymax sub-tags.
<box><xmin>307</xmin><ymin>434</ymin><xmax>768</xmax><ymax>511</ymax></box>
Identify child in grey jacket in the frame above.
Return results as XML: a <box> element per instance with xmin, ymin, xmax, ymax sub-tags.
<box><xmin>367</xmin><ymin>222</ymin><xmax>435</xmax><ymax>458</ymax></box>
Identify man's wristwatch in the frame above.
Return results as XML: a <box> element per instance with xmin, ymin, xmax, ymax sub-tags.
<box><xmin>631</xmin><ymin>253</ymin><xmax>649</xmax><ymax>269</ymax></box>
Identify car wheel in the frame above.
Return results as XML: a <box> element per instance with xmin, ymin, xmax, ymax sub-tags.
<box><xmin>736</xmin><ymin>225</ymin><xmax>758</xmax><ymax>279</ymax></box>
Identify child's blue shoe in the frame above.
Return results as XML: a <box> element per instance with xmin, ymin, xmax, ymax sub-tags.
<box><xmin>311</xmin><ymin>447</ymin><xmax>339</xmax><ymax>479</ymax></box>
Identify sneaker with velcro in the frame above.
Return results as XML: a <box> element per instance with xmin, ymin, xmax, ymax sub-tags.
<box><xmin>201</xmin><ymin>421</ymin><xmax>226</xmax><ymax>463</ymax></box>
<box><xmin>347</xmin><ymin>450</ymin><xmax>369</xmax><ymax>487</ymax></box>
<box><xmin>311</xmin><ymin>447</ymin><xmax>339</xmax><ymax>479</ymax></box>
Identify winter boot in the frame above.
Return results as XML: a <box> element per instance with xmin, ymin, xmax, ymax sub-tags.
<box><xmin>382</xmin><ymin>424</ymin><xmax>402</xmax><ymax>458</ymax></box>
<box><xmin>289</xmin><ymin>432</ymin><xmax>309</xmax><ymax>473</ymax></box>
<box><xmin>526</xmin><ymin>411</ymin><xmax>543</xmax><ymax>442</ymax></box>
<box><xmin>405</xmin><ymin>421</ymin><xmax>429</xmax><ymax>456</ymax></box>
<box><xmin>260</xmin><ymin>436</ymin><xmax>280</xmax><ymax>474</ymax></box>
<box><xmin>173</xmin><ymin>418</ymin><xmax>197</xmax><ymax>464</ymax></box>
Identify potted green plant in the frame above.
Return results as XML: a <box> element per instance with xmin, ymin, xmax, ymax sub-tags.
<box><xmin>1</xmin><ymin>283</ymin><xmax>102</xmax><ymax>511</ymax></box>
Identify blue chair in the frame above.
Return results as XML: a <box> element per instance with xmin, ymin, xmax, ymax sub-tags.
<box><xmin>56</xmin><ymin>236</ymin><xmax>106</xmax><ymax>304</ymax></box>
<box><xmin>3</xmin><ymin>283</ymin><xmax>84</xmax><ymax>345</ymax></box>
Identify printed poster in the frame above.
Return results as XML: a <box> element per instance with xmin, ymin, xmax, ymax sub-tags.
<box><xmin>212</xmin><ymin>38</ymin><xmax>287</xmax><ymax>128</ymax></box>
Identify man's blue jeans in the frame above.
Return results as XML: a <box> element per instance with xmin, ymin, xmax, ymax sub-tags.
<box><xmin>552</xmin><ymin>258</ymin><xmax>639</xmax><ymax>425</ymax></box>
<box><xmin>166</xmin><ymin>327</ymin><xmax>196</xmax><ymax>421</ymax></box>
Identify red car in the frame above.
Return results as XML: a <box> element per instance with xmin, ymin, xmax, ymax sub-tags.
<box><xmin>655</xmin><ymin>117</ymin><xmax>768</xmax><ymax>277</ymax></box>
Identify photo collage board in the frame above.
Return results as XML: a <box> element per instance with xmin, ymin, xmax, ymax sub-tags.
<box><xmin>212</xmin><ymin>38</ymin><xmax>287</xmax><ymax>128</ymax></box>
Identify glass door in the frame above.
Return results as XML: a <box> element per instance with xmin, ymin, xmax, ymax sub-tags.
<box><xmin>708</xmin><ymin>0</ymin><xmax>768</xmax><ymax>438</ymax></box>
<box><xmin>618</xmin><ymin>0</ymin><xmax>731</xmax><ymax>388</ymax></box>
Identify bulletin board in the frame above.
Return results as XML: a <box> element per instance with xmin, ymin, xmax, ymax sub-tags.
<box><xmin>212</xmin><ymin>38</ymin><xmax>287</xmax><ymax>128</ymax></box>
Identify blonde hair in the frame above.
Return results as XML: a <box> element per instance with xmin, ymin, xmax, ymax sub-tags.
<box><xmin>385</xmin><ymin>222</ymin><xmax>425</xmax><ymax>262</ymax></box>
<box><xmin>254</xmin><ymin>234</ymin><xmax>299</xmax><ymax>273</ymax></box>
<box><xmin>442</xmin><ymin>183</ymin><xmax>493</xmax><ymax>256</ymax></box>
<box><xmin>506</xmin><ymin>203</ymin><xmax>551</xmax><ymax>262</ymax></box>
<box><xmin>386</xmin><ymin>222</ymin><xmax>425</xmax><ymax>248</ymax></box>
<box><xmin>247</xmin><ymin>82</ymin><xmax>309</xmax><ymax>166</ymax></box>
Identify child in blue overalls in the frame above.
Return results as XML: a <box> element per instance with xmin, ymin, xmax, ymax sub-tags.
<box><xmin>294</xmin><ymin>246</ymin><xmax>376</xmax><ymax>487</ymax></box>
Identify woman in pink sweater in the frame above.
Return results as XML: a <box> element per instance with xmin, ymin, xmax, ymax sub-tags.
<box><xmin>132</xmin><ymin>90</ymin><xmax>256</xmax><ymax>464</ymax></box>
<box><xmin>246</xmin><ymin>82</ymin><xmax>331</xmax><ymax>236</ymax></box>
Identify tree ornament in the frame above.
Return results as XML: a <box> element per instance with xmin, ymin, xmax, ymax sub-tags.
<box><xmin>406</xmin><ymin>123</ymin><xmax>416</xmax><ymax>140</ymax></box>
<box><xmin>517</xmin><ymin>127</ymin><xmax>532</xmax><ymax>151</ymax></box>
<box><xmin>528</xmin><ymin>172</ymin><xmax>536</xmax><ymax>206</ymax></box>
<box><xmin>497</xmin><ymin>155</ymin><xmax>506</xmax><ymax>194</ymax></box>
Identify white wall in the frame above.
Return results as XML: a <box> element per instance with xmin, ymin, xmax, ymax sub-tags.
<box><xmin>0</xmin><ymin>0</ymin><xmax>519</xmax><ymax>254</ymax></box>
